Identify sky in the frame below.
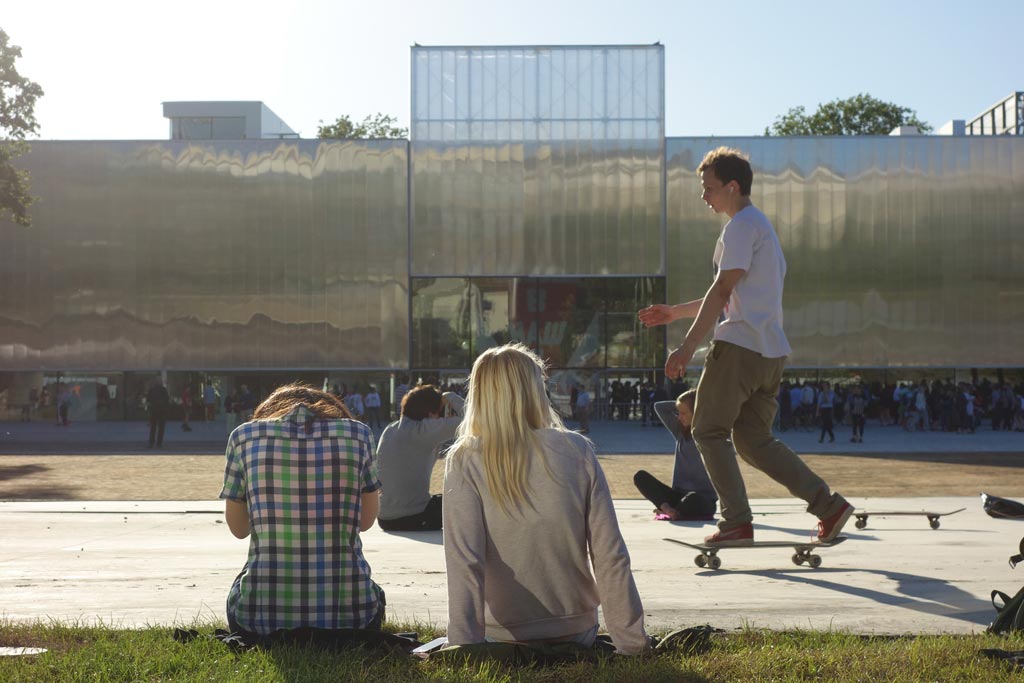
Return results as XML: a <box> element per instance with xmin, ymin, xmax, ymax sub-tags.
<box><xmin>5</xmin><ymin>0</ymin><xmax>1022</xmax><ymax>140</ymax></box>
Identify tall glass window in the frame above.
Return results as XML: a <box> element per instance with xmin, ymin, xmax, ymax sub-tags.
<box><xmin>412</xmin><ymin>46</ymin><xmax>664</xmax><ymax>142</ymax></box>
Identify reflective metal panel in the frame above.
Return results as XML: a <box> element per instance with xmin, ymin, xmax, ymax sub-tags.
<box><xmin>411</xmin><ymin>140</ymin><xmax>663</xmax><ymax>275</ymax></box>
<box><xmin>666</xmin><ymin>136</ymin><xmax>1024</xmax><ymax>368</ymax></box>
<box><xmin>0</xmin><ymin>140</ymin><xmax>409</xmax><ymax>370</ymax></box>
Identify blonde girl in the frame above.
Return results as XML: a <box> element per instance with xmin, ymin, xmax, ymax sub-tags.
<box><xmin>442</xmin><ymin>343</ymin><xmax>649</xmax><ymax>654</ymax></box>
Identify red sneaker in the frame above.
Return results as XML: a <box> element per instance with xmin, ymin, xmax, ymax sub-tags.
<box><xmin>817</xmin><ymin>502</ymin><xmax>854</xmax><ymax>542</ymax></box>
<box><xmin>703</xmin><ymin>523</ymin><xmax>753</xmax><ymax>547</ymax></box>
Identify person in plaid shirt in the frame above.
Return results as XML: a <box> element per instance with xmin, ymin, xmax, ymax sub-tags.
<box><xmin>220</xmin><ymin>384</ymin><xmax>384</xmax><ymax>635</ymax></box>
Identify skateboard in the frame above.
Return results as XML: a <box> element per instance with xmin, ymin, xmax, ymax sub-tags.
<box><xmin>664</xmin><ymin>536</ymin><xmax>846</xmax><ymax>570</ymax></box>
<box><xmin>853</xmin><ymin>507</ymin><xmax>965</xmax><ymax>530</ymax></box>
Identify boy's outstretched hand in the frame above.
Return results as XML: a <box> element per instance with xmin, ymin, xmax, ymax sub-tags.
<box><xmin>638</xmin><ymin>304</ymin><xmax>675</xmax><ymax>328</ymax></box>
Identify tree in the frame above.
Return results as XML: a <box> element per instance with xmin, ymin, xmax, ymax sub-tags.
<box><xmin>0</xmin><ymin>28</ymin><xmax>44</xmax><ymax>227</ymax></box>
<box><xmin>765</xmin><ymin>93</ymin><xmax>931</xmax><ymax>136</ymax></box>
<box><xmin>317</xmin><ymin>113</ymin><xmax>407</xmax><ymax>139</ymax></box>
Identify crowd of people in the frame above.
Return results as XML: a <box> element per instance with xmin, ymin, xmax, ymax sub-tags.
<box><xmin>775</xmin><ymin>378</ymin><xmax>1024</xmax><ymax>440</ymax></box>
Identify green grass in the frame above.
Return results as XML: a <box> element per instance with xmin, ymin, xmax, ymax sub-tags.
<box><xmin>2</xmin><ymin>621</ymin><xmax>1024</xmax><ymax>683</ymax></box>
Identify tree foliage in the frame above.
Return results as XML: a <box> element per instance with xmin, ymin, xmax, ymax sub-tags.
<box><xmin>0</xmin><ymin>27</ymin><xmax>44</xmax><ymax>227</ymax></box>
<box><xmin>317</xmin><ymin>113</ymin><xmax>407</xmax><ymax>139</ymax></box>
<box><xmin>765</xmin><ymin>93</ymin><xmax>931</xmax><ymax>136</ymax></box>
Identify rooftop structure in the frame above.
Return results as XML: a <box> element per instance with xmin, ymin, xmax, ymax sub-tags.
<box><xmin>161</xmin><ymin>101</ymin><xmax>298</xmax><ymax>140</ymax></box>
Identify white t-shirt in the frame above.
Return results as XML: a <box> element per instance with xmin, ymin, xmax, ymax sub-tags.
<box><xmin>712</xmin><ymin>205</ymin><xmax>792</xmax><ymax>358</ymax></box>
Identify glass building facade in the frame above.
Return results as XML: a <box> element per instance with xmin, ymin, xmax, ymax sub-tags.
<box><xmin>1</xmin><ymin>44</ymin><xmax>1023</xmax><ymax>421</ymax></box>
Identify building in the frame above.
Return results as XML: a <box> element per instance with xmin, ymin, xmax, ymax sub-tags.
<box><xmin>1</xmin><ymin>45</ymin><xmax>1023</xmax><ymax>421</ymax></box>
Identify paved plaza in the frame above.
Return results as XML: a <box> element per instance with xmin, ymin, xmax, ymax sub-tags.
<box><xmin>1</xmin><ymin>419</ymin><xmax>1022</xmax><ymax>635</ymax></box>
<box><xmin>0</xmin><ymin>495</ymin><xmax>1018</xmax><ymax>635</ymax></box>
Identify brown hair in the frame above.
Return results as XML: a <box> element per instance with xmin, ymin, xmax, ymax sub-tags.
<box><xmin>676</xmin><ymin>388</ymin><xmax>697</xmax><ymax>441</ymax></box>
<box><xmin>401</xmin><ymin>384</ymin><xmax>444</xmax><ymax>421</ymax></box>
<box><xmin>697</xmin><ymin>146</ymin><xmax>753</xmax><ymax>196</ymax></box>
<box><xmin>676</xmin><ymin>388</ymin><xmax>696</xmax><ymax>410</ymax></box>
<box><xmin>252</xmin><ymin>383</ymin><xmax>353</xmax><ymax>420</ymax></box>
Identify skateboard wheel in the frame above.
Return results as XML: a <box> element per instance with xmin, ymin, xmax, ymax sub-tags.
<box><xmin>708</xmin><ymin>556</ymin><xmax>722</xmax><ymax>570</ymax></box>
<box><xmin>695</xmin><ymin>555</ymin><xmax>707</xmax><ymax>568</ymax></box>
<box><xmin>792</xmin><ymin>553</ymin><xmax>804</xmax><ymax>566</ymax></box>
<box><xmin>855</xmin><ymin>519</ymin><xmax>867</xmax><ymax>530</ymax></box>
<box><xmin>808</xmin><ymin>555</ymin><xmax>822</xmax><ymax>568</ymax></box>
<box><xmin>929</xmin><ymin>519</ymin><xmax>940</xmax><ymax>530</ymax></box>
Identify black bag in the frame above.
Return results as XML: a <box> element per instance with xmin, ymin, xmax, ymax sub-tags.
<box><xmin>986</xmin><ymin>587</ymin><xmax>1024</xmax><ymax>635</ymax></box>
<box><xmin>981</xmin><ymin>492</ymin><xmax>1024</xmax><ymax>520</ymax></box>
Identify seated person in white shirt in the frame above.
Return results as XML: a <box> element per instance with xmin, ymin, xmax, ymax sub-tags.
<box><xmin>375</xmin><ymin>385</ymin><xmax>464</xmax><ymax>531</ymax></box>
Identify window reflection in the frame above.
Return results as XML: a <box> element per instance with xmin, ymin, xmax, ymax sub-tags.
<box><xmin>411</xmin><ymin>278</ymin><xmax>473</xmax><ymax>368</ymax></box>
<box><xmin>606</xmin><ymin>277</ymin><xmax>666</xmax><ymax>368</ymax></box>
<box><xmin>534</xmin><ymin>279</ymin><xmax>605</xmax><ymax>368</ymax></box>
<box><xmin>472</xmin><ymin>279</ymin><xmax>536</xmax><ymax>355</ymax></box>
<box><xmin>410</xmin><ymin>276</ymin><xmax>666</xmax><ymax>370</ymax></box>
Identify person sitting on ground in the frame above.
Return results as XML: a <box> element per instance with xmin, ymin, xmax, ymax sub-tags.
<box><xmin>633</xmin><ymin>389</ymin><xmax>717</xmax><ymax>521</ymax></box>
<box><xmin>443</xmin><ymin>343</ymin><xmax>650</xmax><ymax>655</ymax></box>
<box><xmin>220</xmin><ymin>383</ymin><xmax>384</xmax><ymax>636</ymax></box>
<box><xmin>376</xmin><ymin>385</ymin><xmax>464</xmax><ymax>532</ymax></box>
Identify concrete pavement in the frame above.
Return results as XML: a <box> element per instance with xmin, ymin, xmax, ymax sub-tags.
<box><xmin>0</xmin><ymin>495</ymin><xmax>1018</xmax><ymax>634</ymax></box>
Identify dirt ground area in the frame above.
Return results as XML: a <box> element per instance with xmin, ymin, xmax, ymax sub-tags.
<box><xmin>1</xmin><ymin>451</ymin><xmax>1023</xmax><ymax>501</ymax></box>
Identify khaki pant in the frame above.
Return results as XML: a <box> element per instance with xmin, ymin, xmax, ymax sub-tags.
<box><xmin>692</xmin><ymin>341</ymin><xmax>847</xmax><ymax>531</ymax></box>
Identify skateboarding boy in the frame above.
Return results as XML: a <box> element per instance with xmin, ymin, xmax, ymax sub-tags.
<box><xmin>638</xmin><ymin>147</ymin><xmax>853</xmax><ymax>547</ymax></box>
<box><xmin>633</xmin><ymin>388</ymin><xmax>717</xmax><ymax>521</ymax></box>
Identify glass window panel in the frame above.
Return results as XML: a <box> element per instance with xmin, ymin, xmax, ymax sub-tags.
<box><xmin>210</xmin><ymin>117</ymin><xmax>245</xmax><ymax>139</ymax></box>
<box><xmin>469</xmin><ymin>52</ymin><xmax>483</xmax><ymax>119</ymax></box>
<box><xmin>537</xmin><ymin>50</ymin><xmax>551</xmax><ymax>118</ymax></box>
<box><xmin>414</xmin><ymin>52</ymin><xmax>430</xmax><ymax>120</ymax></box>
<box><xmin>471</xmin><ymin>278</ymin><xmax>536</xmax><ymax>355</ymax></box>
<box><xmin>534</xmin><ymin>279</ymin><xmax>605</xmax><ymax>368</ymax></box>
<box><xmin>481</xmin><ymin>53</ymin><xmax>496</xmax><ymax>120</ymax></box>
<box><xmin>564</xmin><ymin>49</ymin><xmax>578</xmax><ymax>119</ymax></box>
<box><xmin>428</xmin><ymin>51</ymin><xmax>443</xmax><ymax>119</ymax></box>
<box><xmin>605</xmin><ymin>277</ymin><xmax>666</xmax><ymax>368</ymax></box>
<box><xmin>509</xmin><ymin>49</ymin><xmax>525</xmax><ymax>120</ymax></box>
<box><xmin>442</xmin><ymin>50</ymin><xmax>457</xmax><ymax>120</ymax></box>
<box><xmin>496</xmin><ymin>50</ymin><xmax>510</xmax><ymax>119</ymax></box>
<box><xmin>550</xmin><ymin>49</ymin><xmax>565</xmax><ymax>119</ymax></box>
<box><xmin>176</xmin><ymin>117</ymin><xmax>212</xmax><ymax>140</ymax></box>
<box><xmin>411</xmin><ymin>278</ymin><xmax>473</xmax><ymax>368</ymax></box>
<box><xmin>523</xmin><ymin>50</ymin><xmax>537</xmax><ymax>119</ymax></box>
<box><xmin>606</xmin><ymin>50</ymin><xmax>619</xmax><ymax>118</ymax></box>
<box><xmin>455</xmin><ymin>51</ymin><xmax>470</xmax><ymax>119</ymax></box>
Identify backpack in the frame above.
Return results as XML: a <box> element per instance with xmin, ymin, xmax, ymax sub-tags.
<box><xmin>987</xmin><ymin>587</ymin><xmax>1024</xmax><ymax>634</ymax></box>
<box><xmin>986</xmin><ymin>536</ymin><xmax>1024</xmax><ymax>634</ymax></box>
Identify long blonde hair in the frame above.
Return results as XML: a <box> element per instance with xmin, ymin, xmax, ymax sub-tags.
<box><xmin>448</xmin><ymin>343</ymin><xmax>566</xmax><ymax>515</ymax></box>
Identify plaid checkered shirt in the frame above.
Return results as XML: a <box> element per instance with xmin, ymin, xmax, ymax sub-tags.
<box><xmin>220</xmin><ymin>405</ymin><xmax>382</xmax><ymax>634</ymax></box>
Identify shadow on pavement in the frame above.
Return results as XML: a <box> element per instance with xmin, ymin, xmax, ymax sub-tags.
<box><xmin>698</xmin><ymin>567</ymin><xmax>994</xmax><ymax>626</ymax></box>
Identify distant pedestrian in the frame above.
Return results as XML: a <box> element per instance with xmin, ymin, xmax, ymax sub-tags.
<box><xmin>147</xmin><ymin>380</ymin><xmax>171</xmax><ymax>448</ymax></box>
<box><xmin>817</xmin><ymin>382</ymin><xmax>835</xmax><ymax>443</ymax></box>
<box><xmin>848</xmin><ymin>385</ymin><xmax>867</xmax><ymax>443</ymax></box>
<box><xmin>393</xmin><ymin>377</ymin><xmax>411</xmax><ymax>419</ymax></box>
<box><xmin>364</xmin><ymin>385</ymin><xmax>383</xmax><ymax>429</ymax></box>
<box><xmin>575</xmin><ymin>385</ymin><xmax>592</xmax><ymax>434</ymax></box>
<box><xmin>57</xmin><ymin>385</ymin><xmax>72</xmax><ymax>427</ymax></box>
<box><xmin>180</xmin><ymin>384</ymin><xmax>193</xmax><ymax>432</ymax></box>
<box><xmin>203</xmin><ymin>383</ymin><xmax>217</xmax><ymax>421</ymax></box>
<box><xmin>345</xmin><ymin>390</ymin><xmax>365</xmax><ymax>421</ymax></box>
